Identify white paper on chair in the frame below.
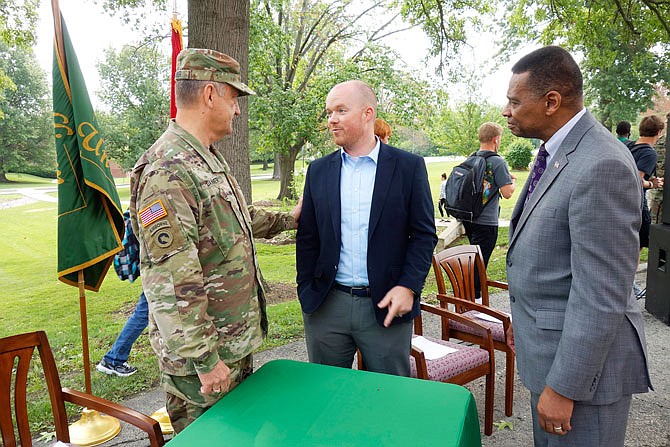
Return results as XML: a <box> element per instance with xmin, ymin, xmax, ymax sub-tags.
<box><xmin>412</xmin><ymin>336</ymin><xmax>458</xmax><ymax>360</ymax></box>
<box><xmin>473</xmin><ymin>312</ymin><xmax>510</xmax><ymax>324</ymax></box>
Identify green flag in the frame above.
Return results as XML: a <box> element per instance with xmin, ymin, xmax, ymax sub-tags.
<box><xmin>53</xmin><ymin>14</ymin><xmax>124</xmax><ymax>291</ymax></box>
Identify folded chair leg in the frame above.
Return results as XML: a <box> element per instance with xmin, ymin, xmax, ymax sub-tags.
<box><xmin>505</xmin><ymin>351</ymin><xmax>515</xmax><ymax>417</ymax></box>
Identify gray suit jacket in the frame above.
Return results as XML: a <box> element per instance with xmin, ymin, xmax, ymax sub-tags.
<box><xmin>507</xmin><ymin>110</ymin><xmax>652</xmax><ymax>405</ymax></box>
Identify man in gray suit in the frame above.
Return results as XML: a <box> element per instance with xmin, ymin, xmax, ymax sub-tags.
<box><xmin>503</xmin><ymin>46</ymin><xmax>651</xmax><ymax>446</ymax></box>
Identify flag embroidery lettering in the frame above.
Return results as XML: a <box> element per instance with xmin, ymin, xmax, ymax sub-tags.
<box><xmin>140</xmin><ymin>200</ymin><xmax>168</xmax><ymax>227</ymax></box>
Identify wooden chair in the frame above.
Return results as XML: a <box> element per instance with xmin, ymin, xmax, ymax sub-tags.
<box><xmin>358</xmin><ymin>303</ymin><xmax>495</xmax><ymax>436</ymax></box>
<box><xmin>0</xmin><ymin>331</ymin><xmax>165</xmax><ymax>447</ymax></box>
<box><xmin>432</xmin><ymin>244</ymin><xmax>515</xmax><ymax>417</ymax></box>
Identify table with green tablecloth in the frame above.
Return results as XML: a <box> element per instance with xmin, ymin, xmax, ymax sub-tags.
<box><xmin>166</xmin><ymin>359</ymin><xmax>482</xmax><ymax>447</ymax></box>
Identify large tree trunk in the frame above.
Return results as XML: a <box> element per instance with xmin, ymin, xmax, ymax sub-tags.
<box><xmin>276</xmin><ymin>144</ymin><xmax>302</xmax><ymax>200</ymax></box>
<box><xmin>272</xmin><ymin>152</ymin><xmax>280</xmax><ymax>179</ymax></box>
<box><xmin>188</xmin><ymin>0</ymin><xmax>252</xmax><ymax>203</ymax></box>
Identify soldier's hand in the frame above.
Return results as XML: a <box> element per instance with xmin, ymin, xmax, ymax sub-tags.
<box><xmin>198</xmin><ymin>360</ymin><xmax>231</xmax><ymax>395</ymax></box>
<box><xmin>291</xmin><ymin>196</ymin><xmax>303</xmax><ymax>224</ymax></box>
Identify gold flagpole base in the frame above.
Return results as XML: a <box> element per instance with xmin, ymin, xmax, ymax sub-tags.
<box><xmin>68</xmin><ymin>408</ymin><xmax>121</xmax><ymax>446</ymax></box>
<box><xmin>150</xmin><ymin>406</ymin><xmax>174</xmax><ymax>435</ymax></box>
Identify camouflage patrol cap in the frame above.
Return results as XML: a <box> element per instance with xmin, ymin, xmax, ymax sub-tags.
<box><xmin>175</xmin><ymin>48</ymin><xmax>255</xmax><ymax>96</ymax></box>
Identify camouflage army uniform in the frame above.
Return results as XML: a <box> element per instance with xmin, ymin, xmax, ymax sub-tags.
<box><xmin>129</xmin><ymin>120</ymin><xmax>295</xmax><ymax>431</ymax></box>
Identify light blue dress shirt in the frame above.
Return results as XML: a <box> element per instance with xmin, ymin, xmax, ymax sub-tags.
<box><xmin>334</xmin><ymin>140</ymin><xmax>380</xmax><ymax>287</ymax></box>
<box><xmin>543</xmin><ymin>107</ymin><xmax>586</xmax><ymax>165</ymax></box>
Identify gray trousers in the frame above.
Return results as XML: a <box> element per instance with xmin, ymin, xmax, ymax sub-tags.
<box><xmin>530</xmin><ymin>391</ymin><xmax>632</xmax><ymax>446</ymax></box>
<box><xmin>303</xmin><ymin>288</ymin><xmax>413</xmax><ymax>376</ymax></box>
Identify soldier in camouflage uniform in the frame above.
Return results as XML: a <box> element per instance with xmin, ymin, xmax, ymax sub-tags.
<box><xmin>129</xmin><ymin>48</ymin><xmax>301</xmax><ymax>433</ymax></box>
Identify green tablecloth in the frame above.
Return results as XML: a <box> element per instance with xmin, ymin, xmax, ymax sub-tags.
<box><xmin>166</xmin><ymin>359</ymin><xmax>482</xmax><ymax>447</ymax></box>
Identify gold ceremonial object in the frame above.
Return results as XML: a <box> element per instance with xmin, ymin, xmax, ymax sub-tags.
<box><xmin>68</xmin><ymin>408</ymin><xmax>121</xmax><ymax>446</ymax></box>
<box><xmin>150</xmin><ymin>406</ymin><xmax>175</xmax><ymax>435</ymax></box>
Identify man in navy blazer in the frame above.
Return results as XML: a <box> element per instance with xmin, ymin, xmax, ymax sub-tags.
<box><xmin>296</xmin><ymin>80</ymin><xmax>437</xmax><ymax>376</ymax></box>
<box><xmin>503</xmin><ymin>46</ymin><xmax>651</xmax><ymax>446</ymax></box>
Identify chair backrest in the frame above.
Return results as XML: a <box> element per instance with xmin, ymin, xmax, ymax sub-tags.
<box><xmin>0</xmin><ymin>331</ymin><xmax>70</xmax><ymax>447</ymax></box>
<box><xmin>432</xmin><ymin>245</ymin><xmax>490</xmax><ymax>306</ymax></box>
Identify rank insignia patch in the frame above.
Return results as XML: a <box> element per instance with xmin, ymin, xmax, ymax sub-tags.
<box><xmin>139</xmin><ymin>200</ymin><xmax>168</xmax><ymax>227</ymax></box>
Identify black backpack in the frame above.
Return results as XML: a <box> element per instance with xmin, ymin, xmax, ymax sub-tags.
<box><xmin>624</xmin><ymin>140</ymin><xmax>653</xmax><ymax>159</ymax></box>
<box><xmin>445</xmin><ymin>151</ymin><xmax>500</xmax><ymax>222</ymax></box>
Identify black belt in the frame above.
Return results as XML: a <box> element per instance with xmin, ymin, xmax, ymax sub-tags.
<box><xmin>333</xmin><ymin>283</ymin><xmax>371</xmax><ymax>297</ymax></box>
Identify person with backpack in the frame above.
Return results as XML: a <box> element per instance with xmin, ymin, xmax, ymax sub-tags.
<box><xmin>625</xmin><ymin>115</ymin><xmax>665</xmax><ymax>299</ymax></box>
<box><xmin>455</xmin><ymin>122</ymin><xmax>515</xmax><ymax>300</ymax></box>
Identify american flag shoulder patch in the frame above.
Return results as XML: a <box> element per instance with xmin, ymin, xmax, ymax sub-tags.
<box><xmin>139</xmin><ymin>200</ymin><xmax>168</xmax><ymax>227</ymax></box>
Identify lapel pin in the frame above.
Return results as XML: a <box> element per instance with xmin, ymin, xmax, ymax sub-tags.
<box><xmin>554</xmin><ymin>161</ymin><xmax>560</xmax><ymax>169</ymax></box>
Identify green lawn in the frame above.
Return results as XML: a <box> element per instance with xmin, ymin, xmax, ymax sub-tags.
<box><xmin>0</xmin><ymin>173</ymin><xmax>56</xmax><ymax>189</ymax></box>
<box><xmin>0</xmin><ymin>193</ymin><xmax>23</xmax><ymax>202</ymax></box>
<box><xmin>251</xmin><ymin>177</ymin><xmax>283</xmax><ymax>202</ymax></box>
<box><xmin>250</xmin><ymin>162</ymin><xmax>273</xmax><ymax>176</ymax></box>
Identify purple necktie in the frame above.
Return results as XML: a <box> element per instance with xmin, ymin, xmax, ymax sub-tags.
<box><xmin>525</xmin><ymin>143</ymin><xmax>548</xmax><ymax>204</ymax></box>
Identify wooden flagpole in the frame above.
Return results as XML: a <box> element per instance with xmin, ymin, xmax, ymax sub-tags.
<box><xmin>51</xmin><ymin>0</ymin><xmax>66</xmax><ymax>77</ymax></box>
<box><xmin>78</xmin><ymin>270</ymin><xmax>92</xmax><ymax>394</ymax></box>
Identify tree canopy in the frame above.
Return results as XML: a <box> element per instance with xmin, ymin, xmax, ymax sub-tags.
<box><xmin>499</xmin><ymin>0</ymin><xmax>670</xmax><ymax>127</ymax></box>
<box><xmin>398</xmin><ymin>0</ymin><xmax>493</xmax><ymax>71</ymax></box>
<box><xmin>403</xmin><ymin>0</ymin><xmax>669</xmax><ymax>126</ymax></box>
<box><xmin>89</xmin><ymin>0</ymin><xmax>669</xmax><ymax>196</ymax></box>
<box><xmin>96</xmin><ymin>43</ymin><xmax>170</xmax><ymax>170</ymax></box>
<box><xmin>0</xmin><ymin>0</ymin><xmax>40</xmax><ymax>104</ymax></box>
<box><xmin>0</xmin><ymin>42</ymin><xmax>53</xmax><ymax>182</ymax></box>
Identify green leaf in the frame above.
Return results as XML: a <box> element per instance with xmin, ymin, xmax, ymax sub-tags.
<box><xmin>38</xmin><ymin>431</ymin><xmax>56</xmax><ymax>442</ymax></box>
<box><xmin>493</xmin><ymin>420</ymin><xmax>514</xmax><ymax>431</ymax></box>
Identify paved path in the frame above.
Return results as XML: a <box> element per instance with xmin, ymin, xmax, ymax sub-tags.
<box><xmin>0</xmin><ymin>185</ymin><xmax>132</xmax><ymax>209</ymax></box>
<box><xmin>0</xmin><ymin>186</ymin><xmax>58</xmax><ymax>209</ymax></box>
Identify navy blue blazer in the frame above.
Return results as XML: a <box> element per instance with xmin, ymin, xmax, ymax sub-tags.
<box><xmin>296</xmin><ymin>143</ymin><xmax>437</xmax><ymax>326</ymax></box>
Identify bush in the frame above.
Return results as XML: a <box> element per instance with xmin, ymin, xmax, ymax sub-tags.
<box><xmin>503</xmin><ymin>140</ymin><xmax>534</xmax><ymax>170</ymax></box>
<box><xmin>16</xmin><ymin>167</ymin><xmax>57</xmax><ymax>179</ymax></box>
